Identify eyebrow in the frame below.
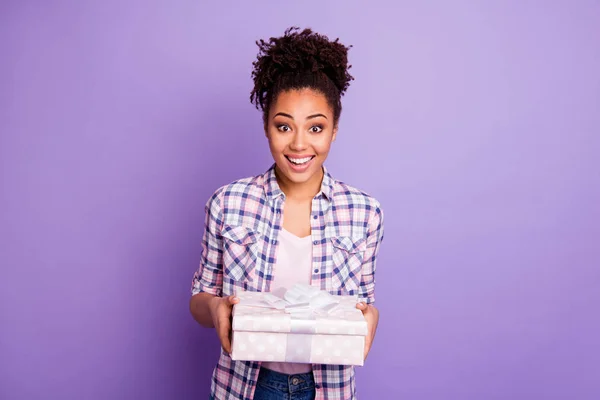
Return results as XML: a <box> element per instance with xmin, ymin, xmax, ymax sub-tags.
<box><xmin>273</xmin><ymin>112</ymin><xmax>328</xmax><ymax>120</ymax></box>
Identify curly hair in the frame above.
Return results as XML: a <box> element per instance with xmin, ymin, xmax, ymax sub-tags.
<box><xmin>250</xmin><ymin>27</ymin><xmax>354</xmax><ymax>126</ymax></box>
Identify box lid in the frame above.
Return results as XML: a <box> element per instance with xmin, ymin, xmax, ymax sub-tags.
<box><xmin>232</xmin><ymin>290</ymin><xmax>368</xmax><ymax>336</ymax></box>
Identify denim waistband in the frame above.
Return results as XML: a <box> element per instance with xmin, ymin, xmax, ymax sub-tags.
<box><xmin>257</xmin><ymin>367</ymin><xmax>315</xmax><ymax>393</ymax></box>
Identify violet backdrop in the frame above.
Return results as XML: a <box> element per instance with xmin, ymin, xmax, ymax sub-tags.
<box><xmin>1</xmin><ymin>1</ymin><xmax>599</xmax><ymax>399</ymax></box>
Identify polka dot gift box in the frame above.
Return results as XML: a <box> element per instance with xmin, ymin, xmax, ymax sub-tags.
<box><xmin>231</xmin><ymin>284</ymin><xmax>368</xmax><ymax>366</ymax></box>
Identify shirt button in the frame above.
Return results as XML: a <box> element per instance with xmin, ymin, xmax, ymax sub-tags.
<box><xmin>313</xmin><ymin>215</ymin><xmax>318</xmax><ymax>219</ymax></box>
<box><xmin>313</xmin><ymin>240</ymin><xmax>318</xmax><ymax>245</ymax></box>
<box><xmin>271</xmin><ymin>240</ymin><xmax>277</xmax><ymax>245</ymax></box>
<box><xmin>314</xmin><ymin>269</ymin><xmax>319</xmax><ymax>273</ymax></box>
<box><xmin>315</xmin><ymin>384</ymin><xmax>321</xmax><ymax>389</ymax></box>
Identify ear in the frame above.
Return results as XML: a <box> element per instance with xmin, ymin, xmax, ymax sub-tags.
<box><xmin>332</xmin><ymin>125</ymin><xmax>338</xmax><ymax>142</ymax></box>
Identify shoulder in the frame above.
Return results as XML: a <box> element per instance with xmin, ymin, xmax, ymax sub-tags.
<box><xmin>330</xmin><ymin>179</ymin><xmax>384</xmax><ymax>245</ymax></box>
<box><xmin>326</xmin><ymin>176</ymin><xmax>384</xmax><ymax>241</ymax></box>
<box><xmin>205</xmin><ymin>173</ymin><xmax>265</xmax><ymax>212</ymax></box>
<box><xmin>331</xmin><ymin>178</ymin><xmax>383</xmax><ymax>216</ymax></box>
<box><xmin>220</xmin><ymin>174</ymin><xmax>264</xmax><ymax>198</ymax></box>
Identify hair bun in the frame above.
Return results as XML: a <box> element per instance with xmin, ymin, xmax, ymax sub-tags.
<box><xmin>252</xmin><ymin>27</ymin><xmax>354</xmax><ymax>97</ymax></box>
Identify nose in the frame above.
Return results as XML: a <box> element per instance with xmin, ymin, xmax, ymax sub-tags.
<box><xmin>290</xmin><ymin>131</ymin><xmax>308</xmax><ymax>151</ymax></box>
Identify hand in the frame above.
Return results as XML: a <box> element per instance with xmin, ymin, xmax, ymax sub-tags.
<box><xmin>208</xmin><ymin>295</ymin><xmax>240</xmax><ymax>355</ymax></box>
<box><xmin>356</xmin><ymin>302</ymin><xmax>379</xmax><ymax>361</ymax></box>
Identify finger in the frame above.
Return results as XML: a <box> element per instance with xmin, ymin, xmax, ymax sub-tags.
<box><xmin>364</xmin><ymin>335</ymin><xmax>372</xmax><ymax>360</ymax></box>
<box><xmin>216</xmin><ymin>316</ymin><xmax>232</xmax><ymax>354</ymax></box>
<box><xmin>356</xmin><ymin>302</ymin><xmax>368</xmax><ymax>312</ymax></box>
<box><xmin>218</xmin><ymin>327</ymin><xmax>232</xmax><ymax>354</ymax></box>
<box><xmin>226</xmin><ymin>295</ymin><xmax>240</xmax><ymax>305</ymax></box>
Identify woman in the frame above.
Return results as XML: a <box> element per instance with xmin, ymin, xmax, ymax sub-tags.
<box><xmin>190</xmin><ymin>27</ymin><xmax>384</xmax><ymax>400</ymax></box>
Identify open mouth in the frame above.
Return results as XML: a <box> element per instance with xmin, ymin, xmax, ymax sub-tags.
<box><xmin>285</xmin><ymin>156</ymin><xmax>315</xmax><ymax>166</ymax></box>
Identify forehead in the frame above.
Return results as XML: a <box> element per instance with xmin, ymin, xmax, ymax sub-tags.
<box><xmin>270</xmin><ymin>89</ymin><xmax>332</xmax><ymax>116</ymax></box>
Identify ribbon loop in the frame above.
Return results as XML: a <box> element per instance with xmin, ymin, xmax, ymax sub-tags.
<box><xmin>276</xmin><ymin>284</ymin><xmax>340</xmax><ymax>315</ymax></box>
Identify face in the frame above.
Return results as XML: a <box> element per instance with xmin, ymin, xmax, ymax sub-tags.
<box><xmin>266</xmin><ymin>88</ymin><xmax>337</xmax><ymax>192</ymax></box>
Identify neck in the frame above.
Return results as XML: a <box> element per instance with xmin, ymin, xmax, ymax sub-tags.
<box><xmin>275</xmin><ymin>166</ymin><xmax>324</xmax><ymax>200</ymax></box>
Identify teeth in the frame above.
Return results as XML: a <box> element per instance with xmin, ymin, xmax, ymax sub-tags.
<box><xmin>288</xmin><ymin>156</ymin><xmax>313</xmax><ymax>165</ymax></box>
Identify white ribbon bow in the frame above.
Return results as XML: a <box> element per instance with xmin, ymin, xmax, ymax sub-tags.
<box><xmin>241</xmin><ymin>283</ymin><xmax>341</xmax><ymax>317</ymax></box>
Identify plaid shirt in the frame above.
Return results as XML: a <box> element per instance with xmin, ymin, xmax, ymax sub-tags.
<box><xmin>191</xmin><ymin>164</ymin><xmax>384</xmax><ymax>400</ymax></box>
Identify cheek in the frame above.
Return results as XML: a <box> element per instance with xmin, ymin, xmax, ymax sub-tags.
<box><xmin>314</xmin><ymin>136</ymin><xmax>333</xmax><ymax>155</ymax></box>
<box><xmin>267</xmin><ymin>133</ymin><xmax>285</xmax><ymax>154</ymax></box>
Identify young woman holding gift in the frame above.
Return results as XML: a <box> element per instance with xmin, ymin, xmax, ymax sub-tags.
<box><xmin>189</xmin><ymin>27</ymin><xmax>384</xmax><ymax>400</ymax></box>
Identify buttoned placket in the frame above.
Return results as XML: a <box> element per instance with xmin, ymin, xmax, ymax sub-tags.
<box><xmin>310</xmin><ymin>192</ymin><xmax>330</xmax><ymax>291</ymax></box>
<box><xmin>263</xmin><ymin>195</ymin><xmax>285</xmax><ymax>293</ymax></box>
<box><xmin>310</xmin><ymin>193</ymin><xmax>329</xmax><ymax>398</ymax></box>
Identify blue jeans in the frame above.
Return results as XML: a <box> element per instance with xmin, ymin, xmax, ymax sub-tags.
<box><xmin>253</xmin><ymin>368</ymin><xmax>316</xmax><ymax>400</ymax></box>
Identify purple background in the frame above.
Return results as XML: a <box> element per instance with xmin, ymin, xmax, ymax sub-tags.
<box><xmin>1</xmin><ymin>1</ymin><xmax>599</xmax><ymax>399</ymax></box>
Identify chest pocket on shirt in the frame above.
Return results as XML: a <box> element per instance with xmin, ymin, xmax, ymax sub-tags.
<box><xmin>221</xmin><ymin>225</ymin><xmax>259</xmax><ymax>284</ymax></box>
<box><xmin>330</xmin><ymin>236</ymin><xmax>367</xmax><ymax>295</ymax></box>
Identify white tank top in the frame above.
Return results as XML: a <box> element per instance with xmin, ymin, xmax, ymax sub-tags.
<box><xmin>262</xmin><ymin>227</ymin><xmax>313</xmax><ymax>374</ymax></box>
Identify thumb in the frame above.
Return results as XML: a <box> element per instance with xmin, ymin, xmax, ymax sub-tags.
<box><xmin>226</xmin><ymin>295</ymin><xmax>240</xmax><ymax>306</ymax></box>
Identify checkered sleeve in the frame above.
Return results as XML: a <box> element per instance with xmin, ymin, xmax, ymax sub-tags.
<box><xmin>358</xmin><ymin>203</ymin><xmax>384</xmax><ymax>305</ymax></box>
<box><xmin>191</xmin><ymin>188</ymin><xmax>225</xmax><ymax>297</ymax></box>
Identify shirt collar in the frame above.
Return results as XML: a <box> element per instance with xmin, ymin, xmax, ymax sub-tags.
<box><xmin>263</xmin><ymin>163</ymin><xmax>334</xmax><ymax>201</ymax></box>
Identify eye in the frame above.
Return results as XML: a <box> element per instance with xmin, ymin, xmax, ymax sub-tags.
<box><xmin>309</xmin><ymin>125</ymin><xmax>323</xmax><ymax>133</ymax></box>
<box><xmin>277</xmin><ymin>124</ymin><xmax>291</xmax><ymax>133</ymax></box>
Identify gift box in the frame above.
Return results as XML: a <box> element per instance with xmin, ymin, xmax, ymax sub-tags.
<box><xmin>230</xmin><ymin>284</ymin><xmax>367</xmax><ymax>366</ymax></box>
